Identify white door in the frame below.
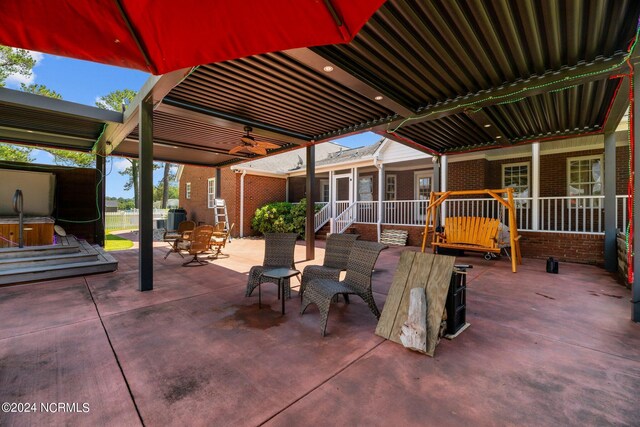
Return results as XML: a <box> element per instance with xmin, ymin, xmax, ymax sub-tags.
<box><xmin>415</xmin><ymin>173</ymin><xmax>432</xmax><ymax>222</ymax></box>
<box><xmin>332</xmin><ymin>173</ymin><xmax>352</xmax><ymax>216</ymax></box>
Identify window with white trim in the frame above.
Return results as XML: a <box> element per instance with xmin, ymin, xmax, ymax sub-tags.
<box><xmin>186</xmin><ymin>182</ymin><xmax>191</xmax><ymax>199</ymax></box>
<box><xmin>567</xmin><ymin>155</ymin><xmax>602</xmax><ymax>207</ymax></box>
<box><xmin>358</xmin><ymin>176</ymin><xmax>373</xmax><ymax>201</ymax></box>
<box><xmin>502</xmin><ymin>162</ymin><xmax>530</xmax><ymax>199</ymax></box>
<box><xmin>207</xmin><ymin>178</ymin><xmax>216</xmax><ymax>208</ymax></box>
<box><xmin>385</xmin><ymin>174</ymin><xmax>396</xmax><ymax>201</ymax></box>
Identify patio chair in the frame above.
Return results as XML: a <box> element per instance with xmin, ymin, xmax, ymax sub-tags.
<box><xmin>300</xmin><ymin>233</ymin><xmax>359</xmax><ymax>299</ymax></box>
<box><xmin>210</xmin><ymin>223</ymin><xmax>234</xmax><ymax>258</ymax></box>
<box><xmin>301</xmin><ymin>241</ymin><xmax>386</xmax><ymax>336</ymax></box>
<box><xmin>177</xmin><ymin>225</ymin><xmax>214</xmax><ymax>266</ymax></box>
<box><xmin>163</xmin><ymin>220</ymin><xmax>196</xmax><ymax>259</ymax></box>
<box><xmin>245</xmin><ymin>232</ymin><xmax>298</xmax><ymax>298</ymax></box>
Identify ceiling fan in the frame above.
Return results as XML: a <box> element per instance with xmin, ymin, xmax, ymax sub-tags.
<box><xmin>229</xmin><ymin>126</ymin><xmax>280</xmax><ymax>156</ymax></box>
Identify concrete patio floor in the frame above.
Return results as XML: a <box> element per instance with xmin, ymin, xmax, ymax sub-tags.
<box><xmin>1</xmin><ymin>236</ymin><xmax>639</xmax><ymax>426</ymax></box>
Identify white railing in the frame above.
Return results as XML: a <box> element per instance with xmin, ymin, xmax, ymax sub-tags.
<box><xmin>334</xmin><ymin>203</ymin><xmax>357</xmax><ymax>234</ymax></box>
<box><xmin>334</xmin><ymin>201</ymin><xmax>350</xmax><ymax>217</ymax></box>
<box><xmin>445</xmin><ymin>197</ymin><xmax>531</xmax><ymax>230</ymax></box>
<box><xmin>616</xmin><ymin>195</ymin><xmax>629</xmax><ymax>232</ymax></box>
<box><xmin>355</xmin><ymin>201</ymin><xmax>378</xmax><ymax>224</ymax></box>
<box><xmin>539</xmin><ymin>196</ymin><xmax>605</xmax><ymax>233</ymax></box>
<box><xmin>105</xmin><ymin>209</ymin><xmax>168</xmax><ymax>231</ymax></box>
<box><xmin>314</xmin><ymin>202</ymin><xmax>331</xmax><ymax>231</ymax></box>
<box><xmin>380</xmin><ymin>200</ymin><xmax>429</xmax><ymax>226</ymax></box>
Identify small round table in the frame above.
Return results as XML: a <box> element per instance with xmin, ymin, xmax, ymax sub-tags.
<box><xmin>258</xmin><ymin>268</ymin><xmax>300</xmax><ymax>315</ymax></box>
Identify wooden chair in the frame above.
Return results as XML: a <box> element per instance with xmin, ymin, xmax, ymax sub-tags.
<box><xmin>210</xmin><ymin>223</ymin><xmax>234</xmax><ymax>258</ymax></box>
<box><xmin>301</xmin><ymin>241</ymin><xmax>386</xmax><ymax>336</ymax></box>
<box><xmin>177</xmin><ymin>225</ymin><xmax>214</xmax><ymax>266</ymax></box>
<box><xmin>163</xmin><ymin>220</ymin><xmax>196</xmax><ymax>259</ymax></box>
<box><xmin>245</xmin><ymin>233</ymin><xmax>298</xmax><ymax>298</ymax></box>
<box><xmin>300</xmin><ymin>233</ymin><xmax>359</xmax><ymax>299</ymax></box>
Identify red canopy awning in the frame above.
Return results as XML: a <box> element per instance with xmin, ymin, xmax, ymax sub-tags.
<box><xmin>0</xmin><ymin>0</ymin><xmax>385</xmax><ymax>74</ymax></box>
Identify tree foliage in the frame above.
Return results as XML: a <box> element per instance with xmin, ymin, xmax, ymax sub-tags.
<box><xmin>251</xmin><ymin>199</ymin><xmax>315</xmax><ymax>236</ymax></box>
<box><xmin>95</xmin><ymin>89</ymin><xmax>137</xmax><ymax>112</ymax></box>
<box><xmin>0</xmin><ymin>46</ymin><xmax>35</xmax><ymax>87</ymax></box>
<box><xmin>0</xmin><ymin>144</ymin><xmax>34</xmax><ymax>162</ymax></box>
<box><xmin>20</xmin><ymin>83</ymin><xmax>62</xmax><ymax>99</ymax></box>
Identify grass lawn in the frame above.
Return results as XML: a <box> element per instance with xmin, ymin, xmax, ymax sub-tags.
<box><xmin>105</xmin><ymin>232</ymin><xmax>134</xmax><ymax>251</ymax></box>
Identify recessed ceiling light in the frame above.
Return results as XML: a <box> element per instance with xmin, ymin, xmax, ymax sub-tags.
<box><xmin>484</xmin><ymin>124</ymin><xmax>491</xmax><ymax>128</ymax></box>
<box><xmin>374</xmin><ymin>95</ymin><xmax>384</xmax><ymax>101</ymax></box>
<box><xmin>26</xmin><ymin>130</ymin><xmax>34</xmax><ymax>133</ymax></box>
<box><xmin>496</xmin><ymin>136</ymin><xmax>502</xmax><ymax>139</ymax></box>
<box><xmin>323</xmin><ymin>65</ymin><xmax>334</xmax><ymax>72</ymax></box>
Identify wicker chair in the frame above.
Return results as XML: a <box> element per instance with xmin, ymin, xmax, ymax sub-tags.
<box><xmin>300</xmin><ymin>233</ymin><xmax>359</xmax><ymax>299</ymax></box>
<box><xmin>163</xmin><ymin>220</ymin><xmax>196</xmax><ymax>259</ymax></box>
<box><xmin>177</xmin><ymin>225</ymin><xmax>214</xmax><ymax>266</ymax></box>
<box><xmin>245</xmin><ymin>232</ymin><xmax>298</xmax><ymax>298</ymax></box>
<box><xmin>301</xmin><ymin>241</ymin><xmax>386</xmax><ymax>336</ymax></box>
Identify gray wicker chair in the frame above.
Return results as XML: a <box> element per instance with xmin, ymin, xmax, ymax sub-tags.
<box><xmin>300</xmin><ymin>233</ymin><xmax>359</xmax><ymax>299</ymax></box>
<box><xmin>245</xmin><ymin>232</ymin><xmax>298</xmax><ymax>298</ymax></box>
<box><xmin>301</xmin><ymin>241</ymin><xmax>386</xmax><ymax>336</ymax></box>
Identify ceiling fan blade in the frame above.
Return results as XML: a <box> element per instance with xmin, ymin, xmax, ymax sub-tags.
<box><xmin>229</xmin><ymin>145</ymin><xmax>246</xmax><ymax>155</ymax></box>
<box><xmin>240</xmin><ymin>136</ymin><xmax>255</xmax><ymax>145</ymax></box>
<box><xmin>255</xmin><ymin>141</ymin><xmax>280</xmax><ymax>149</ymax></box>
<box><xmin>248</xmin><ymin>146</ymin><xmax>267</xmax><ymax>155</ymax></box>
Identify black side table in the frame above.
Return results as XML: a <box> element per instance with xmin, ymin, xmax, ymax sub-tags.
<box><xmin>259</xmin><ymin>268</ymin><xmax>300</xmax><ymax>315</ymax></box>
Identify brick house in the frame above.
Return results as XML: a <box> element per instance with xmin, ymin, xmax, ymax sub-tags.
<box><xmin>179</xmin><ymin>132</ymin><xmax>630</xmax><ymax>265</ymax></box>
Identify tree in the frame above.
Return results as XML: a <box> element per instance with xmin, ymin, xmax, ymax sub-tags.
<box><xmin>153</xmin><ymin>180</ymin><xmax>179</xmax><ymax>203</ymax></box>
<box><xmin>95</xmin><ymin>89</ymin><xmax>137</xmax><ymax>111</ymax></box>
<box><xmin>20</xmin><ymin>83</ymin><xmax>62</xmax><ymax>98</ymax></box>
<box><xmin>0</xmin><ymin>144</ymin><xmax>34</xmax><ymax>162</ymax></box>
<box><xmin>0</xmin><ymin>46</ymin><xmax>35</xmax><ymax>87</ymax></box>
<box><xmin>119</xmin><ymin>159</ymin><xmax>140</xmax><ymax>208</ymax></box>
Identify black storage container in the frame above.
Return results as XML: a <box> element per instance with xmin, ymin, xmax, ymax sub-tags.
<box><xmin>167</xmin><ymin>208</ymin><xmax>187</xmax><ymax>231</ymax></box>
<box><xmin>446</xmin><ymin>264</ymin><xmax>471</xmax><ymax>335</ymax></box>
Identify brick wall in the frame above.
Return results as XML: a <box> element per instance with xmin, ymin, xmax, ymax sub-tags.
<box><xmin>447</xmin><ymin>159</ymin><xmax>488</xmax><ymax>191</ymax></box>
<box><xmin>179</xmin><ymin>165</ymin><xmax>216</xmax><ymax>224</ymax></box>
<box><xmin>487</xmin><ymin>156</ymin><xmax>531</xmax><ymax>189</ymax></box>
<box><xmin>242</xmin><ymin>174</ymin><xmax>287</xmax><ymax>236</ymax></box>
<box><xmin>519</xmin><ymin>231</ymin><xmax>604</xmax><ymax>265</ymax></box>
<box><xmin>220</xmin><ymin>168</ymin><xmax>239</xmax><ymax>236</ymax></box>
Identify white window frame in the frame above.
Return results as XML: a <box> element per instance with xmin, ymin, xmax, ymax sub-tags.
<box><xmin>358</xmin><ymin>176</ymin><xmax>373</xmax><ymax>202</ymax></box>
<box><xmin>186</xmin><ymin>182</ymin><xmax>191</xmax><ymax>200</ymax></box>
<box><xmin>385</xmin><ymin>174</ymin><xmax>397</xmax><ymax>201</ymax></box>
<box><xmin>502</xmin><ymin>161</ymin><xmax>530</xmax><ymax>207</ymax></box>
<box><xmin>320</xmin><ymin>179</ymin><xmax>330</xmax><ymax>203</ymax></box>
<box><xmin>567</xmin><ymin>155</ymin><xmax>603</xmax><ymax>208</ymax></box>
<box><xmin>207</xmin><ymin>178</ymin><xmax>216</xmax><ymax>208</ymax></box>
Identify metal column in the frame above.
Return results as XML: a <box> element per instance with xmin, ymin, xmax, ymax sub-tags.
<box><xmin>531</xmin><ymin>143</ymin><xmax>540</xmax><ymax>231</ymax></box>
<box><xmin>633</xmin><ymin>70</ymin><xmax>640</xmax><ymax>321</ymax></box>
<box><xmin>305</xmin><ymin>144</ymin><xmax>315</xmax><ymax>260</ymax></box>
<box><xmin>95</xmin><ymin>152</ymin><xmax>106</xmax><ymax>247</ymax></box>
<box><xmin>138</xmin><ymin>96</ymin><xmax>154</xmax><ymax>292</ymax></box>
<box><xmin>604</xmin><ymin>132</ymin><xmax>617</xmax><ymax>272</ymax></box>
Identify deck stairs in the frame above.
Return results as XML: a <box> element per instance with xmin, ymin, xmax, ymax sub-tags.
<box><xmin>0</xmin><ymin>235</ymin><xmax>118</xmax><ymax>285</ymax></box>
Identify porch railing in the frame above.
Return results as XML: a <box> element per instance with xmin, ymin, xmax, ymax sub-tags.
<box><xmin>347</xmin><ymin>196</ymin><xmax>629</xmax><ymax>235</ymax></box>
<box><xmin>314</xmin><ymin>202</ymin><xmax>331</xmax><ymax>232</ymax></box>
<box><xmin>334</xmin><ymin>203</ymin><xmax>357</xmax><ymax>233</ymax></box>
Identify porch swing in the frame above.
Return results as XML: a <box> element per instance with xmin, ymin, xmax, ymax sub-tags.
<box><xmin>420</xmin><ymin>188</ymin><xmax>522</xmax><ymax>273</ymax></box>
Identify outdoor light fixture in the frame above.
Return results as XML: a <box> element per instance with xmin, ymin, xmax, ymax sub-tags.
<box><xmin>484</xmin><ymin>124</ymin><xmax>491</xmax><ymax>128</ymax></box>
<box><xmin>374</xmin><ymin>95</ymin><xmax>383</xmax><ymax>100</ymax></box>
<box><xmin>323</xmin><ymin>65</ymin><xmax>334</xmax><ymax>72</ymax></box>
<box><xmin>496</xmin><ymin>136</ymin><xmax>502</xmax><ymax>139</ymax></box>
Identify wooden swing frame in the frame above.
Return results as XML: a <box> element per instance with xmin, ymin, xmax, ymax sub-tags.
<box><xmin>420</xmin><ymin>188</ymin><xmax>522</xmax><ymax>273</ymax></box>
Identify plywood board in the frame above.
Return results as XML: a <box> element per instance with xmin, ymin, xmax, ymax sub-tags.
<box><xmin>376</xmin><ymin>251</ymin><xmax>455</xmax><ymax>357</ymax></box>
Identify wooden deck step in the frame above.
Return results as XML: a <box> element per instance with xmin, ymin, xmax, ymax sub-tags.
<box><xmin>0</xmin><ymin>252</ymin><xmax>98</xmax><ymax>269</ymax></box>
<box><xmin>0</xmin><ymin>258</ymin><xmax>118</xmax><ymax>285</ymax></box>
<box><xmin>0</xmin><ymin>244</ymin><xmax>80</xmax><ymax>259</ymax></box>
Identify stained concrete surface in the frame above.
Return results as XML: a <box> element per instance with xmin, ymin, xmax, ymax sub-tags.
<box><xmin>0</xmin><ymin>237</ymin><xmax>638</xmax><ymax>426</ymax></box>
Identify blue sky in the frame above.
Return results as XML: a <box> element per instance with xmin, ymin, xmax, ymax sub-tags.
<box><xmin>5</xmin><ymin>53</ymin><xmax>381</xmax><ymax>198</ymax></box>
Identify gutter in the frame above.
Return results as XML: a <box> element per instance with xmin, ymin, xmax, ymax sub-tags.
<box><xmin>239</xmin><ymin>170</ymin><xmax>247</xmax><ymax>237</ymax></box>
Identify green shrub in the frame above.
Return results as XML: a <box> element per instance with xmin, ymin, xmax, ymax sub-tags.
<box><xmin>251</xmin><ymin>198</ymin><xmax>318</xmax><ymax>236</ymax></box>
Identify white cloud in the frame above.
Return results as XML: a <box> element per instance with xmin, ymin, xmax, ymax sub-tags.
<box><xmin>112</xmin><ymin>158</ymin><xmax>130</xmax><ymax>172</ymax></box>
<box><xmin>5</xmin><ymin>50</ymin><xmax>45</xmax><ymax>87</ymax></box>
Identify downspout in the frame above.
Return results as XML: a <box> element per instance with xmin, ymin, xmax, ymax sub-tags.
<box><xmin>239</xmin><ymin>170</ymin><xmax>247</xmax><ymax>238</ymax></box>
<box><xmin>374</xmin><ymin>156</ymin><xmax>383</xmax><ymax>242</ymax></box>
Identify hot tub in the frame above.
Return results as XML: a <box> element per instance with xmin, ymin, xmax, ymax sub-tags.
<box><xmin>0</xmin><ymin>216</ymin><xmax>55</xmax><ymax>248</ymax></box>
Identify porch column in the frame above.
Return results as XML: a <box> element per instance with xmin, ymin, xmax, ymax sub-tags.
<box><xmin>306</xmin><ymin>144</ymin><xmax>315</xmax><ymax>260</ymax></box>
<box><xmin>95</xmin><ymin>151</ymin><xmax>106</xmax><ymax>247</ymax></box>
<box><xmin>138</xmin><ymin>96</ymin><xmax>154</xmax><ymax>292</ymax></box>
<box><xmin>432</xmin><ymin>156</ymin><xmax>440</xmax><ymax>192</ymax></box>
<box><xmin>531</xmin><ymin>142</ymin><xmax>540</xmax><ymax>231</ymax></box>
<box><xmin>215</xmin><ymin>167</ymin><xmax>221</xmax><ymax>199</ymax></box>
<box><xmin>440</xmin><ymin>155</ymin><xmax>448</xmax><ymax>224</ymax></box>
<box><xmin>377</xmin><ymin>163</ymin><xmax>384</xmax><ymax>242</ymax></box>
<box><xmin>329</xmin><ymin>170</ymin><xmax>334</xmax><ymax>233</ymax></box>
<box><xmin>633</xmin><ymin>69</ymin><xmax>640</xmax><ymax>322</ymax></box>
<box><xmin>604</xmin><ymin>132</ymin><xmax>617</xmax><ymax>272</ymax></box>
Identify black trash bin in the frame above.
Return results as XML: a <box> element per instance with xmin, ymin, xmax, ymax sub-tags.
<box><xmin>167</xmin><ymin>208</ymin><xmax>187</xmax><ymax>231</ymax></box>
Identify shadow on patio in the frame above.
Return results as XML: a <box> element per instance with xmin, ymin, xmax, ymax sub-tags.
<box><xmin>1</xmin><ymin>238</ymin><xmax>639</xmax><ymax>426</ymax></box>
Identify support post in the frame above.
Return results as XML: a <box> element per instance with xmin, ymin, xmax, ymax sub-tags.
<box><xmin>377</xmin><ymin>162</ymin><xmax>384</xmax><ymax>242</ymax></box>
<box><xmin>440</xmin><ymin>155</ymin><xmax>448</xmax><ymax>224</ymax></box>
<box><xmin>138</xmin><ymin>96</ymin><xmax>154</xmax><ymax>291</ymax></box>
<box><xmin>432</xmin><ymin>156</ymin><xmax>440</xmax><ymax>228</ymax></box>
<box><xmin>95</xmin><ymin>151</ymin><xmax>106</xmax><ymax>246</ymax></box>
<box><xmin>604</xmin><ymin>132</ymin><xmax>618</xmax><ymax>272</ymax></box>
<box><xmin>306</xmin><ymin>145</ymin><xmax>315</xmax><ymax>260</ymax></box>
<box><xmin>633</xmin><ymin>70</ymin><xmax>640</xmax><ymax>321</ymax></box>
<box><xmin>215</xmin><ymin>167</ymin><xmax>221</xmax><ymax>198</ymax></box>
<box><xmin>328</xmin><ymin>170</ymin><xmax>334</xmax><ymax>233</ymax></box>
<box><xmin>531</xmin><ymin>143</ymin><xmax>540</xmax><ymax>231</ymax></box>
<box><xmin>239</xmin><ymin>170</ymin><xmax>246</xmax><ymax>238</ymax></box>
